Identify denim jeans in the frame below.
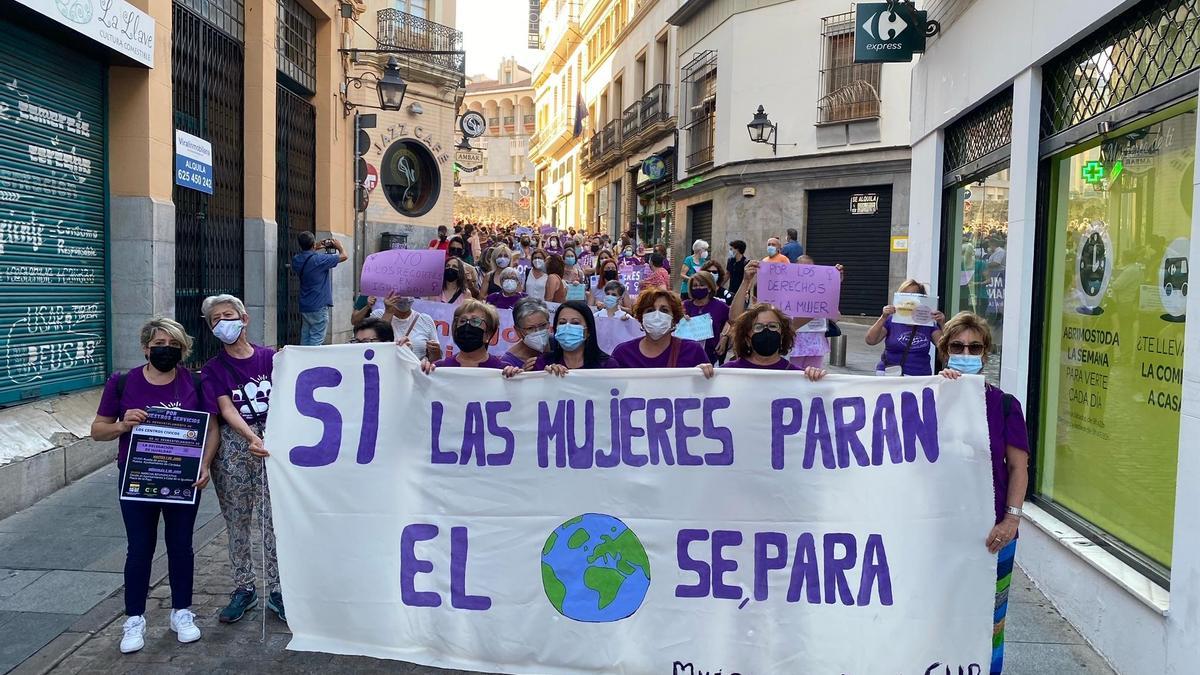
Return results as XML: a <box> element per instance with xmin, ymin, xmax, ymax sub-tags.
<box><xmin>300</xmin><ymin>308</ymin><xmax>329</xmax><ymax>346</ymax></box>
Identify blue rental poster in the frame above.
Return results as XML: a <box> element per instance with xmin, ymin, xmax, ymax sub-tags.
<box><xmin>119</xmin><ymin>407</ymin><xmax>209</xmax><ymax>505</ymax></box>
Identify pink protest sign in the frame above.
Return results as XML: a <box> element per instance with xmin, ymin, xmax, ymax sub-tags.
<box><xmin>756</xmin><ymin>263</ymin><xmax>842</xmax><ymax>318</ymax></box>
<box><xmin>360</xmin><ymin>248</ymin><xmax>444</xmax><ymax>298</ymax></box>
<box><xmin>618</xmin><ymin>264</ymin><xmax>650</xmax><ymax>295</ymax></box>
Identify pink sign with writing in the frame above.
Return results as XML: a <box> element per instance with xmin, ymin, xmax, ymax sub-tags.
<box><xmin>360</xmin><ymin>249</ymin><xmax>445</xmax><ymax>298</ymax></box>
<box><xmin>756</xmin><ymin>263</ymin><xmax>842</xmax><ymax>318</ymax></box>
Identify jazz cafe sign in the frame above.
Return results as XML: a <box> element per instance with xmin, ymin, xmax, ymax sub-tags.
<box><xmin>854</xmin><ymin>2</ymin><xmax>934</xmax><ymax>63</ymax></box>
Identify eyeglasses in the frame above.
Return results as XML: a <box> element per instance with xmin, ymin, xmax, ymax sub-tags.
<box><xmin>456</xmin><ymin>317</ymin><xmax>487</xmax><ymax>329</ymax></box>
<box><xmin>522</xmin><ymin>320</ymin><xmax>550</xmax><ymax>332</ymax></box>
<box><xmin>752</xmin><ymin>322</ymin><xmax>782</xmax><ymax>333</ymax></box>
<box><xmin>948</xmin><ymin>341</ymin><xmax>986</xmax><ymax>355</ymax></box>
<box><xmin>349</xmin><ymin>336</ymin><xmax>380</xmax><ymax>344</ymax></box>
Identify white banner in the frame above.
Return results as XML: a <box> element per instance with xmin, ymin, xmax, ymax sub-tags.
<box><xmin>414</xmin><ymin>299</ymin><xmax>644</xmax><ymax>358</ymax></box>
<box><xmin>265</xmin><ymin>346</ymin><xmax>996</xmax><ymax>674</ymax></box>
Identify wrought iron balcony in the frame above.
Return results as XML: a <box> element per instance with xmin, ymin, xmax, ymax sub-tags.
<box><xmin>639</xmin><ymin>83</ymin><xmax>670</xmax><ymax>129</ymax></box>
<box><xmin>529</xmin><ymin>107</ymin><xmax>578</xmax><ymax>161</ymax></box>
<box><xmin>377</xmin><ymin>9</ymin><xmax>465</xmax><ymax>78</ymax></box>
<box><xmin>600</xmin><ymin>119</ymin><xmax>621</xmax><ymax>158</ymax></box>
<box><xmin>621</xmin><ymin>83</ymin><xmax>672</xmax><ymax>153</ymax></box>
<box><xmin>622</xmin><ymin>102</ymin><xmax>640</xmax><ymax>140</ymax></box>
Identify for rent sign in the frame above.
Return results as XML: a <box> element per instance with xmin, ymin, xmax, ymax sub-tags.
<box><xmin>266</xmin><ymin>347</ymin><xmax>996</xmax><ymax>674</ymax></box>
<box><xmin>174</xmin><ymin>130</ymin><xmax>213</xmax><ymax>195</ymax></box>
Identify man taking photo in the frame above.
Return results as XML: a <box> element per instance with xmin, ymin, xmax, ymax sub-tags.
<box><xmin>293</xmin><ymin>231</ymin><xmax>347</xmax><ymax>346</ymax></box>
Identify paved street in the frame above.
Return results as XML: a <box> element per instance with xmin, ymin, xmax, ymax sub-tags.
<box><xmin>0</xmin><ymin>329</ymin><xmax>1116</xmax><ymax>674</ymax></box>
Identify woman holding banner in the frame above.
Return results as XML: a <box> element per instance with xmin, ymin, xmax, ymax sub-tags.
<box><xmin>937</xmin><ymin>312</ymin><xmax>1029</xmax><ymax>675</ymax></box>
<box><xmin>500</xmin><ymin>297</ymin><xmax>552</xmax><ymax>370</ymax></box>
<box><xmin>527</xmin><ymin>301</ymin><xmax>612</xmax><ymax>376</ymax></box>
<box><xmin>91</xmin><ymin>317</ymin><xmax>216</xmax><ymax>654</ymax></box>
<box><xmin>683</xmin><ymin>271</ymin><xmax>729</xmax><ymax>365</ymax></box>
<box><xmin>866</xmin><ymin>280</ymin><xmax>945</xmax><ymax>376</ymax></box>
<box><xmin>423</xmin><ymin>299</ymin><xmax>506</xmax><ymax>372</ymax></box>
<box><xmin>610</xmin><ymin>288</ymin><xmax>711</xmax><ymax>373</ymax></box>
<box><xmin>198</xmin><ymin>295</ymin><xmax>286</xmax><ymax>626</ymax></box>
<box><xmin>486</xmin><ymin>268</ymin><xmax>526</xmax><ymax>310</ymax></box>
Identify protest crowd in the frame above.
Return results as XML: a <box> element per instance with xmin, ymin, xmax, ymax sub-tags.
<box><xmin>90</xmin><ymin>218</ymin><xmax>1029</xmax><ymax>675</ymax></box>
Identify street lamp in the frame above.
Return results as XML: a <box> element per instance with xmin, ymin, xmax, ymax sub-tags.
<box><xmin>747</xmin><ymin>105</ymin><xmax>778</xmax><ymax>154</ymax></box>
<box><xmin>342</xmin><ymin>56</ymin><xmax>409</xmax><ymax>116</ymax></box>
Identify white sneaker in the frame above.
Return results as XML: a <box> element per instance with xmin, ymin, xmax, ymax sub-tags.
<box><xmin>170</xmin><ymin>608</ymin><xmax>202</xmax><ymax>643</ymax></box>
<box><xmin>120</xmin><ymin>615</ymin><xmax>146</xmax><ymax>654</ymax></box>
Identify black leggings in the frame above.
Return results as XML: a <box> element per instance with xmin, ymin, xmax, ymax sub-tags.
<box><xmin>120</xmin><ymin>484</ymin><xmax>201</xmax><ymax>616</ymax></box>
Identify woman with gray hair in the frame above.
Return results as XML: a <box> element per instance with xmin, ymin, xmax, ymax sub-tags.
<box><xmin>197</xmin><ymin>294</ymin><xmax>285</xmax><ymax>626</ymax></box>
<box><xmin>500</xmin><ymin>296</ymin><xmax>552</xmax><ymax>370</ymax></box>
<box><xmin>486</xmin><ymin>266</ymin><xmax>526</xmax><ymax>310</ymax></box>
<box><xmin>91</xmin><ymin>317</ymin><xmax>217</xmax><ymax>654</ymax></box>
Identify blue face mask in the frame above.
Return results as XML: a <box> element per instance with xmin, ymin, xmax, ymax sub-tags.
<box><xmin>603</xmin><ymin>294</ymin><xmax>619</xmax><ymax>308</ymax></box>
<box><xmin>947</xmin><ymin>354</ymin><xmax>983</xmax><ymax>375</ymax></box>
<box><xmin>555</xmin><ymin>323</ymin><xmax>586</xmax><ymax>351</ymax></box>
<box><xmin>766</xmin><ymin>245</ymin><xmax>778</xmax><ymax>257</ymax></box>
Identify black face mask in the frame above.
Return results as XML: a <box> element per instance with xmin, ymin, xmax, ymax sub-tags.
<box><xmin>590</xmin><ymin>245</ymin><xmax>600</xmax><ymax>253</ymax></box>
<box><xmin>454</xmin><ymin>323</ymin><xmax>487</xmax><ymax>352</ymax></box>
<box><xmin>444</xmin><ymin>268</ymin><xmax>460</xmax><ymax>284</ymax></box>
<box><xmin>148</xmin><ymin>346</ymin><xmax>183</xmax><ymax>373</ymax></box>
<box><xmin>751</xmin><ymin>329</ymin><xmax>782</xmax><ymax>357</ymax></box>
<box><xmin>603</xmin><ymin>269</ymin><xmax>618</xmax><ymax>281</ymax></box>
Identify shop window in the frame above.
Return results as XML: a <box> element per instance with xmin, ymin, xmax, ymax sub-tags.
<box><xmin>943</xmin><ymin>168</ymin><xmax>1010</xmax><ymax>384</ymax></box>
<box><xmin>1039</xmin><ymin>106</ymin><xmax>1194</xmax><ymax>572</ymax></box>
<box><xmin>380</xmin><ymin>140</ymin><xmax>441</xmax><ymax>217</ymax></box>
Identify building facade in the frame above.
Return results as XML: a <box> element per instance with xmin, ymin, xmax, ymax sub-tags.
<box><xmin>906</xmin><ymin>1</ymin><xmax>1200</xmax><ymax>672</ymax></box>
<box><xmin>456</xmin><ymin>58</ymin><xmax>537</xmax><ymax>223</ymax></box>
<box><xmin>349</xmin><ymin>0</ymin><xmax>464</xmax><ymax>276</ymax></box>
<box><xmin>666</xmin><ymin>0</ymin><xmax>913</xmax><ymax>313</ymax></box>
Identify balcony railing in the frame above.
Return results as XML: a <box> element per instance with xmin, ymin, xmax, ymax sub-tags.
<box><xmin>529</xmin><ymin>107</ymin><xmax>578</xmax><ymax>160</ymax></box>
<box><xmin>640</xmin><ymin>83</ymin><xmax>669</xmax><ymax>128</ymax></box>
<box><xmin>600</xmin><ymin>119</ymin><xmax>621</xmax><ymax>158</ymax></box>
<box><xmin>622</xmin><ymin>102</ymin><xmax>640</xmax><ymax>139</ymax></box>
<box><xmin>377</xmin><ymin>9</ymin><xmax>465</xmax><ymax>77</ymax></box>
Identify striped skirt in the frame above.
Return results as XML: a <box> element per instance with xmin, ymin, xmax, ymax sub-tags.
<box><xmin>992</xmin><ymin>539</ymin><xmax>1018</xmax><ymax>674</ymax></box>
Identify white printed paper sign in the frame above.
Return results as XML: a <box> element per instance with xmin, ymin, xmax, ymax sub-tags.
<box><xmin>892</xmin><ymin>292</ymin><xmax>939</xmax><ymax>327</ymax></box>
<box><xmin>265</xmin><ymin>347</ymin><xmax>996</xmax><ymax>674</ymax></box>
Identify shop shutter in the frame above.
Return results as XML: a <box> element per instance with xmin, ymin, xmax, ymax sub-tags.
<box><xmin>687</xmin><ymin>201</ymin><xmax>713</xmax><ymax>247</ymax></box>
<box><xmin>0</xmin><ymin>18</ymin><xmax>107</xmax><ymax>406</ymax></box>
<box><xmin>806</xmin><ymin>186</ymin><xmax>892</xmax><ymax>316</ymax></box>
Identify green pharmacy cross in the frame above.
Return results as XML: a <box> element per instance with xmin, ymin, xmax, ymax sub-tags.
<box><xmin>1082</xmin><ymin>160</ymin><xmax>1106</xmax><ymax>185</ymax></box>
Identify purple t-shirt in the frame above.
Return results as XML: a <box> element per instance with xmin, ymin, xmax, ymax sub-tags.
<box><xmin>877</xmin><ymin>316</ymin><xmax>937</xmax><ymax>375</ymax></box>
<box><xmin>434</xmin><ymin>354</ymin><xmax>506</xmax><ymax>369</ymax></box>
<box><xmin>486</xmin><ymin>292</ymin><xmax>525</xmax><ymax>310</ymax></box>
<box><xmin>684</xmin><ymin>298</ymin><xmax>730</xmax><ymax>361</ymax></box>
<box><xmin>97</xmin><ymin>366</ymin><xmax>201</xmax><ymax>465</ymax></box>
<box><xmin>200</xmin><ymin>345</ymin><xmax>276</xmax><ymax>424</ymax></box>
<box><xmin>986</xmin><ymin>384</ymin><xmax>1030</xmax><ymax>526</ymax></box>
<box><xmin>721</xmin><ymin>357</ymin><xmax>798</xmax><ymax>370</ymax></box>
<box><xmin>500</xmin><ymin>351</ymin><xmax>528</xmax><ymax>369</ymax></box>
<box><xmin>609</xmin><ymin>337</ymin><xmax>708</xmax><ymax>368</ymax></box>
<box><xmin>534</xmin><ymin>351</ymin><xmax>613</xmax><ymax>370</ymax></box>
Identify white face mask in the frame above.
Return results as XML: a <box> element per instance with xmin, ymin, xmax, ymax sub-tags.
<box><xmin>523</xmin><ymin>329</ymin><xmax>549</xmax><ymax>351</ymax></box>
<box><xmin>496</xmin><ymin>257</ymin><xmax>510</xmax><ymax>268</ymax></box>
<box><xmin>501</xmin><ymin>279</ymin><xmax>519</xmax><ymax>294</ymax></box>
<box><xmin>212</xmin><ymin>318</ymin><xmax>244</xmax><ymax>345</ymax></box>
<box><xmin>641</xmin><ymin>309</ymin><xmax>674</xmax><ymax>339</ymax></box>
<box><xmin>533</xmin><ymin>259</ymin><xmax>545</xmax><ymax>270</ymax></box>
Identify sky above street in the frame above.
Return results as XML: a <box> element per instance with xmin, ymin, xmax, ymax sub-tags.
<box><xmin>458</xmin><ymin>0</ymin><xmax>541</xmax><ymax>79</ymax></box>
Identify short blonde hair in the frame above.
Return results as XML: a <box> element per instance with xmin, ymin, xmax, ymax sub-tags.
<box><xmin>455</xmin><ymin>299</ymin><xmax>500</xmax><ymax>336</ymax></box>
<box><xmin>937</xmin><ymin>311</ymin><xmax>994</xmax><ymax>362</ymax></box>
<box><xmin>897</xmin><ymin>278</ymin><xmax>928</xmax><ymax>294</ymax></box>
<box><xmin>689</xmin><ymin>270</ymin><xmax>717</xmax><ymax>294</ymax></box>
<box><xmin>139</xmin><ymin>317</ymin><xmax>194</xmax><ymax>360</ymax></box>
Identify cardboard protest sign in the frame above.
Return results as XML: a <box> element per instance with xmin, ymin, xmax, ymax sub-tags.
<box><xmin>674</xmin><ymin>313</ymin><xmax>714</xmax><ymax>341</ymax></box>
<box><xmin>361</xmin><ymin>249</ymin><xmax>444</xmax><ymax>298</ymax></box>
<box><xmin>757</xmin><ymin>263</ymin><xmax>842</xmax><ymax>318</ymax></box>
<box><xmin>267</xmin><ymin>352</ymin><xmax>995</xmax><ymax>674</ymax></box>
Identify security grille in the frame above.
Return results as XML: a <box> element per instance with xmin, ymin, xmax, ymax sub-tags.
<box><xmin>277</xmin><ymin>0</ymin><xmax>317</xmax><ymax>94</ymax></box>
<box><xmin>276</xmin><ymin>86</ymin><xmax>316</xmax><ymax>346</ymax></box>
<box><xmin>680</xmin><ymin>50</ymin><xmax>717</xmax><ymax>172</ymax></box>
<box><xmin>1041</xmin><ymin>0</ymin><xmax>1200</xmax><ymax>138</ymax></box>
<box><xmin>173</xmin><ymin>2</ymin><xmax>246</xmax><ymax>365</ymax></box>
<box><xmin>176</xmin><ymin>0</ymin><xmax>244</xmax><ymax>42</ymax></box>
<box><xmin>943</xmin><ymin>88</ymin><xmax>1014</xmax><ymax>175</ymax></box>
<box><xmin>818</xmin><ymin>11</ymin><xmax>882</xmax><ymax>124</ymax></box>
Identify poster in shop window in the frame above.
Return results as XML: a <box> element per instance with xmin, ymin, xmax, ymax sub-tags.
<box><xmin>119</xmin><ymin>407</ymin><xmax>208</xmax><ymax>505</ymax></box>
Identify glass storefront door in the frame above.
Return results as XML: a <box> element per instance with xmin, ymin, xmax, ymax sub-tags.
<box><xmin>943</xmin><ymin>167</ymin><xmax>1011</xmax><ymax>384</ymax></box>
<box><xmin>1039</xmin><ymin>105</ymin><xmax>1194</xmax><ymax>570</ymax></box>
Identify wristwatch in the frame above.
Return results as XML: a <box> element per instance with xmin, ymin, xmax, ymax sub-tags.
<box><xmin>1005</xmin><ymin>506</ymin><xmax>1024</xmax><ymax>518</ymax></box>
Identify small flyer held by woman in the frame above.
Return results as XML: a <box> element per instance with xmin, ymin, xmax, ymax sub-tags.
<box><xmin>119</xmin><ymin>407</ymin><xmax>209</xmax><ymax>505</ymax></box>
